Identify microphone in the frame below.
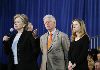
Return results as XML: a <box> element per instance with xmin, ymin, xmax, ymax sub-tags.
<box><xmin>10</xmin><ymin>28</ymin><xmax>14</xmax><ymax>32</ymax></box>
<box><xmin>6</xmin><ymin>28</ymin><xmax>15</xmax><ymax>37</ymax></box>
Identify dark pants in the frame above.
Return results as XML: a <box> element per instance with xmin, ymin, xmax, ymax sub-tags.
<box><xmin>0</xmin><ymin>63</ymin><xmax>7</xmax><ymax>70</ymax></box>
<box><xmin>13</xmin><ymin>64</ymin><xmax>18</xmax><ymax>70</ymax></box>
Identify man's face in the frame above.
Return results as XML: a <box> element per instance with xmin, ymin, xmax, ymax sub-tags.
<box><xmin>97</xmin><ymin>53</ymin><xmax>100</xmax><ymax>60</ymax></box>
<box><xmin>44</xmin><ymin>18</ymin><xmax>56</xmax><ymax>31</ymax></box>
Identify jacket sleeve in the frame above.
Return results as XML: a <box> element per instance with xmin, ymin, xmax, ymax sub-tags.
<box><xmin>29</xmin><ymin>32</ymin><xmax>40</xmax><ymax>58</ymax></box>
<box><xmin>3</xmin><ymin>40</ymin><xmax>11</xmax><ymax>55</ymax></box>
<box><xmin>61</xmin><ymin>33</ymin><xmax>70</xmax><ymax>66</ymax></box>
<box><xmin>68</xmin><ymin>45</ymin><xmax>72</xmax><ymax>61</ymax></box>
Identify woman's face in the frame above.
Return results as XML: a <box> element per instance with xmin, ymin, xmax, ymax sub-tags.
<box><xmin>72</xmin><ymin>21</ymin><xmax>81</xmax><ymax>33</ymax></box>
<box><xmin>14</xmin><ymin>17</ymin><xmax>25</xmax><ymax>31</ymax></box>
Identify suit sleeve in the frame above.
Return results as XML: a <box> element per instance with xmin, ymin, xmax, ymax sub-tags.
<box><xmin>35</xmin><ymin>37</ymin><xmax>41</xmax><ymax>57</ymax></box>
<box><xmin>40</xmin><ymin>36</ymin><xmax>43</xmax><ymax>53</ymax></box>
<box><xmin>68</xmin><ymin>45</ymin><xmax>72</xmax><ymax>61</ymax></box>
<box><xmin>2</xmin><ymin>36</ymin><xmax>13</xmax><ymax>55</ymax></box>
<box><xmin>29</xmin><ymin>32</ymin><xmax>40</xmax><ymax>58</ymax></box>
<box><xmin>61</xmin><ymin>33</ymin><xmax>70</xmax><ymax>63</ymax></box>
<box><xmin>3</xmin><ymin>41</ymin><xmax>10</xmax><ymax>55</ymax></box>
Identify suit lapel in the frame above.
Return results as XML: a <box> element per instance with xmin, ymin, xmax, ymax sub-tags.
<box><xmin>44</xmin><ymin>32</ymin><xmax>48</xmax><ymax>51</ymax></box>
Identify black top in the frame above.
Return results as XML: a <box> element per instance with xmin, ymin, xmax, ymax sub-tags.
<box><xmin>3</xmin><ymin>30</ymin><xmax>40</xmax><ymax>70</ymax></box>
<box><xmin>68</xmin><ymin>34</ymin><xmax>89</xmax><ymax>70</ymax></box>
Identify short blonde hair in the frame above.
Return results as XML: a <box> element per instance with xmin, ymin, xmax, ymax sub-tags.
<box><xmin>14</xmin><ymin>14</ymin><xmax>29</xmax><ymax>30</ymax></box>
<box><xmin>43</xmin><ymin>14</ymin><xmax>56</xmax><ymax>24</ymax></box>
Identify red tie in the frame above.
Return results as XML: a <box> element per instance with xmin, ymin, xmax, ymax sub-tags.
<box><xmin>48</xmin><ymin>32</ymin><xmax>52</xmax><ymax>49</ymax></box>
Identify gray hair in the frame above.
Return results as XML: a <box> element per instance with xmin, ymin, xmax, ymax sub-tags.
<box><xmin>43</xmin><ymin>14</ymin><xmax>56</xmax><ymax>23</ymax></box>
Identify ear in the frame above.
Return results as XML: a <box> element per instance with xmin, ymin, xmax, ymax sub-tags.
<box><xmin>54</xmin><ymin>22</ymin><xmax>56</xmax><ymax>27</ymax></box>
<box><xmin>23</xmin><ymin>24</ymin><xmax>26</xmax><ymax>28</ymax></box>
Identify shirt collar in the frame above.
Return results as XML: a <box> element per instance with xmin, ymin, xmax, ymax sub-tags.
<box><xmin>48</xmin><ymin>28</ymin><xmax>56</xmax><ymax>35</ymax></box>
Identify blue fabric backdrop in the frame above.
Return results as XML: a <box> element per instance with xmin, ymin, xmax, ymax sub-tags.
<box><xmin>0</xmin><ymin>0</ymin><xmax>100</xmax><ymax>64</ymax></box>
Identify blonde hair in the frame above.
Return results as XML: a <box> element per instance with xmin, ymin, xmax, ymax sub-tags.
<box><xmin>71</xmin><ymin>19</ymin><xmax>87</xmax><ymax>41</ymax></box>
<box><xmin>14</xmin><ymin>14</ymin><xmax>29</xmax><ymax>30</ymax></box>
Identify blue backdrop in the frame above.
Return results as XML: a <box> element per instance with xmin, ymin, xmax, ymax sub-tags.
<box><xmin>0</xmin><ymin>0</ymin><xmax>100</xmax><ymax>64</ymax></box>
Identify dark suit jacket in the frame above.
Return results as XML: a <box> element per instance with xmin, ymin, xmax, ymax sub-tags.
<box><xmin>3</xmin><ymin>30</ymin><xmax>40</xmax><ymax>70</ymax></box>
